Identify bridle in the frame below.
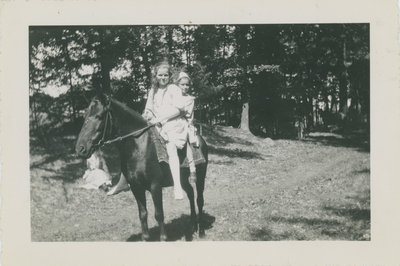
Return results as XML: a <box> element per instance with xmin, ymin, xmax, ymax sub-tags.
<box><xmin>94</xmin><ymin>102</ymin><xmax>113</xmax><ymax>148</ymax></box>
<box><xmin>93</xmin><ymin>97</ymin><xmax>155</xmax><ymax>149</ymax></box>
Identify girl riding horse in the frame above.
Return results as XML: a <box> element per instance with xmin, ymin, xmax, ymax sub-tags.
<box><xmin>75</xmin><ymin>65</ymin><xmax>208</xmax><ymax>240</ymax></box>
<box><xmin>108</xmin><ymin>62</ymin><xmax>190</xmax><ymax>200</ymax></box>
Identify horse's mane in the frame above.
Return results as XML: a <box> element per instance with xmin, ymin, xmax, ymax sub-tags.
<box><xmin>110</xmin><ymin>98</ymin><xmax>147</xmax><ymax>124</ymax></box>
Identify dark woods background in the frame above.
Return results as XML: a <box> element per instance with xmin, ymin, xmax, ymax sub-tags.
<box><xmin>29</xmin><ymin>24</ymin><xmax>369</xmax><ymax>143</ymax></box>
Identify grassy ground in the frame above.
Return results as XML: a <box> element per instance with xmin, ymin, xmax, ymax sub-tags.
<box><xmin>30</xmin><ymin>126</ymin><xmax>370</xmax><ymax>241</ymax></box>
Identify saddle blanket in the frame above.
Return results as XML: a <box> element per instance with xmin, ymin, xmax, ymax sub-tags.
<box><xmin>149</xmin><ymin>127</ymin><xmax>206</xmax><ymax>168</ymax></box>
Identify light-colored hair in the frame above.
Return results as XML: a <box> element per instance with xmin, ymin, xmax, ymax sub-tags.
<box><xmin>176</xmin><ymin>71</ymin><xmax>192</xmax><ymax>86</ymax></box>
<box><xmin>151</xmin><ymin>61</ymin><xmax>173</xmax><ymax>90</ymax></box>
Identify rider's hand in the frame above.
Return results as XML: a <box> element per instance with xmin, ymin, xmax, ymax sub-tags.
<box><xmin>142</xmin><ymin>110</ymin><xmax>154</xmax><ymax>122</ymax></box>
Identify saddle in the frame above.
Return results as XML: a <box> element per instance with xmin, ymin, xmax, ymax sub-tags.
<box><xmin>149</xmin><ymin>127</ymin><xmax>206</xmax><ymax>168</ymax></box>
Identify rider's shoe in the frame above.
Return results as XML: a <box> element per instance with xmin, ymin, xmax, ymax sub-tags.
<box><xmin>107</xmin><ymin>174</ymin><xmax>130</xmax><ymax>196</ymax></box>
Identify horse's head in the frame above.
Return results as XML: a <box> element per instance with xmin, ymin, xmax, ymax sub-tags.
<box><xmin>75</xmin><ymin>95</ymin><xmax>110</xmax><ymax>159</ymax></box>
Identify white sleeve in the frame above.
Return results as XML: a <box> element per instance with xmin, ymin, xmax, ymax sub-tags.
<box><xmin>183</xmin><ymin>97</ymin><xmax>195</xmax><ymax>119</ymax></box>
<box><xmin>144</xmin><ymin>89</ymin><xmax>154</xmax><ymax>113</ymax></box>
<box><xmin>168</xmin><ymin>84</ymin><xmax>185</xmax><ymax>110</ymax></box>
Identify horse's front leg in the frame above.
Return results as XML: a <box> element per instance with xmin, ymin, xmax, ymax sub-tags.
<box><xmin>150</xmin><ymin>184</ymin><xmax>167</xmax><ymax>241</ymax></box>
<box><xmin>181</xmin><ymin>171</ymin><xmax>198</xmax><ymax>235</ymax></box>
<box><xmin>130</xmin><ymin>184</ymin><xmax>150</xmax><ymax>241</ymax></box>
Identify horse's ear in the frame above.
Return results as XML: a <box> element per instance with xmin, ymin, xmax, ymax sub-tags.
<box><xmin>98</xmin><ymin>93</ymin><xmax>113</xmax><ymax>109</ymax></box>
<box><xmin>97</xmin><ymin>92</ymin><xmax>106</xmax><ymax>103</ymax></box>
<box><xmin>91</xmin><ymin>76</ymin><xmax>106</xmax><ymax>99</ymax></box>
<box><xmin>92</xmin><ymin>90</ymin><xmax>106</xmax><ymax>104</ymax></box>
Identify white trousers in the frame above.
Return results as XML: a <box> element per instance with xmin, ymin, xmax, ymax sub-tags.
<box><xmin>166</xmin><ymin>142</ymin><xmax>183</xmax><ymax>197</ymax></box>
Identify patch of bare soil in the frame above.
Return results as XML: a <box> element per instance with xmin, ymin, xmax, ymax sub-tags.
<box><xmin>30</xmin><ymin>126</ymin><xmax>370</xmax><ymax>241</ymax></box>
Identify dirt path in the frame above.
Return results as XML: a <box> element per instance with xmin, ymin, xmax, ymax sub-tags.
<box><xmin>30</xmin><ymin>127</ymin><xmax>370</xmax><ymax>241</ymax></box>
<box><xmin>200</xmin><ymin>128</ymin><xmax>369</xmax><ymax>240</ymax></box>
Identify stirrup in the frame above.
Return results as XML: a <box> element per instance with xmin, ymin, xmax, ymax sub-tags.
<box><xmin>191</xmin><ymin>138</ymin><xmax>200</xmax><ymax>148</ymax></box>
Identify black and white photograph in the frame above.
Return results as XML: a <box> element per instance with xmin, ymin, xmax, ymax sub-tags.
<box><xmin>1</xmin><ymin>1</ymin><xmax>400</xmax><ymax>265</ymax></box>
<box><xmin>29</xmin><ymin>24</ymin><xmax>371</xmax><ymax>242</ymax></box>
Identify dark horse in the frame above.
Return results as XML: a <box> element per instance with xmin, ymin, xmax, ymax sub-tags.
<box><xmin>75</xmin><ymin>95</ymin><xmax>208</xmax><ymax>241</ymax></box>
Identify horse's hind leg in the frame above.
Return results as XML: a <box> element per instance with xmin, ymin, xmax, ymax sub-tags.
<box><xmin>150</xmin><ymin>185</ymin><xmax>167</xmax><ymax>241</ymax></box>
<box><xmin>196</xmin><ymin>167</ymin><xmax>206</xmax><ymax>238</ymax></box>
<box><xmin>181</xmin><ymin>171</ymin><xmax>198</xmax><ymax>235</ymax></box>
<box><xmin>131</xmin><ymin>185</ymin><xmax>150</xmax><ymax>241</ymax></box>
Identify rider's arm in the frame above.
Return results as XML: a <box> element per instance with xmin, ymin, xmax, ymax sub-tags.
<box><xmin>152</xmin><ymin>85</ymin><xmax>185</xmax><ymax>124</ymax></box>
<box><xmin>143</xmin><ymin>89</ymin><xmax>155</xmax><ymax>121</ymax></box>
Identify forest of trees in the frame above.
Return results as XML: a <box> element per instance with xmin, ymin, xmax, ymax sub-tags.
<box><xmin>29</xmin><ymin>24</ymin><xmax>369</xmax><ymax>140</ymax></box>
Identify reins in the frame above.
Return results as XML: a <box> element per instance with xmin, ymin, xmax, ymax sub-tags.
<box><xmin>94</xmin><ymin>98</ymin><xmax>156</xmax><ymax>149</ymax></box>
<box><xmin>98</xmin><ymin>122</ymin><xmax>155</xmax><ymax>147</ymax></box>
<box><xmin>94</xmin><ymin>96</ymin><xmax>183</xmax><ymax>149</ymax></box>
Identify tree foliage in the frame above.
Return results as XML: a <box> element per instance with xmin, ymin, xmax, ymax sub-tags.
<box><xmin>29</xmin><ymin>24</ymin><xmax>369</xmax><ymax>139</ymax></box>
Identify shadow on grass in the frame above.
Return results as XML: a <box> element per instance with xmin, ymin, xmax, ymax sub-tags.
<box><xmin>249</xmin><ymin>209</ymin><xmax>370</xmax><ymax>240</ymax></box>
<box><xmin>268</xmin><ymin>216</ymin><xmax>341</xmax><ymax>226</ymax></box>
<box><xmin>250</xmin><ymin>216</ymin><xmax>341</xmax><ymax>240</ymax></box>
<box><xmin>126</xmin><ymin>212</ymin><xmax>215</xmax><ymax>242</ymax></box>
<box><xmin>30</xmin><ymin>135</ymin><xmax>77</xmax><ymax>155</ymax></box>
<box><xmin>353</xmin><ymin>168</ymin><xmax>370</xmax><ymax>175</ymax></box>
<box><xmin>303</xmin><ymin>133</ymin><xmax>370</xmax><ymax>152</ymax></box>
<box><xmin>205</xmin><ymin>128</ymin><xmax>255</xmax><ymax>147</ymax></box>
<box><xmin>208</xmin><ymin>146</ymin><xmax>265</xmax><ymax>160</ymax></box>
<box><xmin>321</xmin><ymin>204</ymin><xmax>370</xmax><ymax>239</ymax></box>
<box><xmin>249</xmin><ymin>227</ymin><xmax>303</xmax><ymax>241</ymax></box>
<box><xmin>30</xmin><ymin>134</ymin><xmax>123</xmax><ymax>183</ymax></box>
<box><xmin>30</xmin><ymin>153</ymin><xmax>70</xmax><ymax>168</ymax></box>
<box><xmin>324</xmin><ymin>207</ymin><xmax>370</xmax><ymax>222</ymax></box>
<box><xmin>37</xmin><ymin>161</ymin><xmax>85</xmax><ymax>183</ymax></box>
<box><xmin>208</xmin><ymin>159</ymin><xmax>235</xmax><ymax>166</ymax></box>
<box><xmin>30</xmin><ymin>135</ymin><xmax>78</xmax><ymax>167</ymax></box>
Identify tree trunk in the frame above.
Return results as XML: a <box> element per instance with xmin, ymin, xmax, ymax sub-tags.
<box><xmin>141</xmin><ymin>29</ymin><xmax>152</xmax><ymax>90</ymax></box>
<box><xmin>100</xmin><ymin>57</ymin><xmax>111</xmax><ymax>93</ymax></box>
<box><xmin>166</xmin><ymin>27</ymin><xmax>174</xmax><ymax>63</ymax></box>
<box><xmin>61</xmin><ymin>38</ymin><xmax>77</xmax><ymax>123</ymax></box>
<box><xmin>98</xmin><ymin>29</ymin><xmax>113</xmax><ymax>94</ymax></box>
<box><xmin>184</xmin><ymin>26</ymin><xmax>191</xmax><ymax>66</ymax></box>
<box><xmin>31</xmin><ymin>92</ymin><xmax>39</xmax><ymax>133</ymax></box>
<box><xmin>339</xmin><ymin>71</ymin><xmax>349</xmax><ymax>116</ymax></box>
<box><xmin>339</xmin><ymin>39</ymin><xmax>351</xmax><ymax>118</ymax></box>
<box><xmin>67</xmin><ymin>68</ymin><xmax>76</xmax><ymax>122</ymax></box>
<box><xmin>225</xmin><ymin>101</ymin><xmax>231</xmax><ymax>126</ymax></box>
<box><xmin>240</xmin><ymin>102</ymin><xmax>250</xmax><ymax>131</ymax></box>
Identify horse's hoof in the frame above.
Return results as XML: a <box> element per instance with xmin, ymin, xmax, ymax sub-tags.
<box><xmin>160</xmin><ymin>234</ymin><xmax>168</xmax><ymax>242</ymax></box>
<box><xmin>107</xmin><ymin>184</ymin><xmax>130</xmax><ymax>196</ymax></box>
<box><xmin>142</xmin><ymin>234</ymin><xmax>151</xmax><ymax>241</ymax></box>
<box><xmin>199</xmin><ymin>229</ymin><xmax>205</xmax><ymax>238</ymax></box>
<box><xmin>191</xmin><ymin>224</ymin><xmax>198</xmax><ymax>234</ymax></box>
